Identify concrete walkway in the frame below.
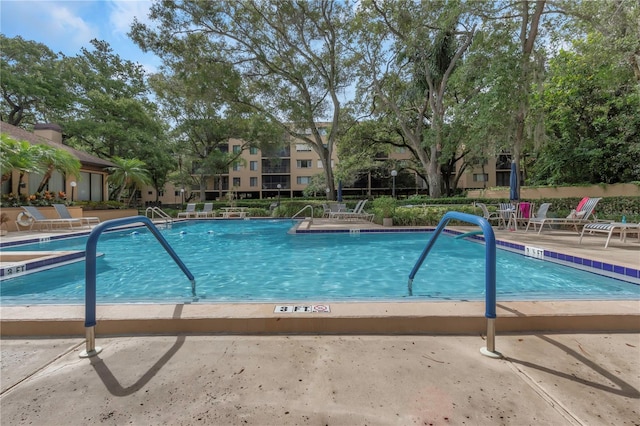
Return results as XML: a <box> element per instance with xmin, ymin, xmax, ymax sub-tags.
<box><xmin>1</xmin><ymin>333</ymin><xmax>639</xmax><ymax>425</ymax></box>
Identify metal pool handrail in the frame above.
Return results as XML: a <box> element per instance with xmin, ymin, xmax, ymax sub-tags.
<box><xmin>408</xmin><ymin>211</ymin><xmax>501</xmax><ymax>359</ymax></box>
<box><xmin>292</xmin><ymin>204</ymin><xmax>315</xmax><ymax>220</ymax></box>
<box><xmin>80</xmin><ymin>216</ymin><xmax>195</xmax><ymax>358</ymax></box>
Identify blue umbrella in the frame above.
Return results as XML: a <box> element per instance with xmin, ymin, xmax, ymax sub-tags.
<box><xmin>509</xmin><ymin>161</ymin><xmax>519</xmax><ymax>201</ymax></box>
<box><xmin>337</xmin><ymin>180</ymin><xmax>343</xmax><ymax>202</ymax></box>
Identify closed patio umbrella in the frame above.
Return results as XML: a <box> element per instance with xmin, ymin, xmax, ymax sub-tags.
<box><xmin>337</xmin><ymin>180</ymin><xmax>343</xmax><ymax>202</ymax></box>
<box><xmin>509</xmin><ymin>161</ymin><xmax>519</xmax><ymax>202</ymax></box>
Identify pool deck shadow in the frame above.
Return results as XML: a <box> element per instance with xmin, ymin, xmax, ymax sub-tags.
<box><xmin>1</xmin><ymin>218</ymin><xmax>639</xmax><ymax>424</ymax></box>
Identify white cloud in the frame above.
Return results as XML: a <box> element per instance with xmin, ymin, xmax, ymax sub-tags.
<box><xmin>48</xmin><ymin>3</ymin><xmax>97</xmax><ymax>49</ymax></box>
<box><xmin>108</xmin><ymin>0</ymin><xmax>153</xmax><ymax>37</ymax></box>
<box><xmin>1</xmin><ymin>1</ymin><xmax>97</xmax><ymax>54</ymax></box>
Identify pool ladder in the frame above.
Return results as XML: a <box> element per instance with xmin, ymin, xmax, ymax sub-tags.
<box><xmin>80</xmin><ymin>216</ymin><xmax>194</xmax><ymax>358</ymax></box>
<box><xmin>291</xmin><ymin>204</ymin><xmax>315</xmax><ymax>221</ymax></box>
<box><xmin>145</xmin><ymin>206</ymin><xmax>173</xmax><ymax>226</ymax></box>
<box><xmin>408</xmin><ymin>211</ymin><xmax>501</xmax><ymax>359</ymax></box>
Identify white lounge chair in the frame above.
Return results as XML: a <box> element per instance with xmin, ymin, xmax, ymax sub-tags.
<box><xmin>527</xmin><ymin>198</ymin><xmax>601</xmax><ymax>234</ymax></box>
<box><xmin>476</xmin><ymin>203</ymin><xmax>501</xmax><ymax>226</ymax></box>
<box><xmin>329</xmin><ymin>200</ymin><xmax>373</xmax><ymax>221</ymax></box>
<box><xmin>579</xmin><ymin>221</ymin><xmax>640</xmax><ymax>248</ymax></box>
<box><xmin>52</xmin><ymin>204</ymin><xmax>100</xmax><ymax>227</ymax></box>
<box><xmin>525</xmin><ymin>203</ymin><xmax>553</xmax><ymax>233</ymax></box>
<box><xmin>178</xmin><ymin>203</ymin><xmax>197</xmax><ymax>218</ymax></box>
<box><xmin>20</xmin><ymin>206</ymin><xmax>82</xmax><ymax>231</ymax></box>
<box><xmin>497</xmin><ymin>202</ymin><xmax>516</xmax><ymax>229</ymax></box>
<box><xmin>196</xmin><ymin>203</ymin><xmax>215</xmax><ymax>218</ymax></box>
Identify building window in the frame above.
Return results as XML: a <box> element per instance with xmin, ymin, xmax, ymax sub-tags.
<box><xmin>233</xmin><ymin>145</ymin><xmax>242</xmax><ymax>154</ymax></box>
<box><xmin>250</xmin><ymin>161</ymin><xmax>258</xmax><ymax>171</ymax></box>
<box><xmin>317</xmin><ymin>160</ymin><xmax>323</xmax><ymax>169</ymax></box>
<box><xmin>77</xmin><ymin>172</ymin><xmax>104</xmax><ymax>201</ymax></box>
<box><xmin>297</xmin><ymin>160</ymin><xmax>312</xmax><ymax>168</ymax></box>
<box><xmin>233</xmin><ymin>162</ymin><xmax>241</xmax><ymax>171</ymax></box>
<box><xmin>233</xmin><ymin>177</ymin><xmax>241</xmax><ymax>187</ymax></box>
<box><xmin>296</xmin><ymin>143</ymin><xmax>312</xmax><ymax>152</ymax></box>
<box><xmin>496</xmin><ymin>154</ymin><xmax>511</xmax><ymax>170</ymax></box>
<box><xmin>473</xmin><ymin>173</ymin><xmax>488</xmax><ymax>182</ymax></box>
<box><xmin>250</xmin><ymin>177</ymin><xmax>258</xmax><ymax>187</ymax></box>
<box><xmin>250</xmin><ymin>147</ymin><xmax>258</xmax><ymax>155</ymax></box>
<box><xmin>297</xmin><ymin>176</ymin><xmax>311</xmax><ymax>185</ymax></box>
<box><xmin>394</xmin><ymin>147</ymin><xmax>406</xmax><ymax>154</ymax></box>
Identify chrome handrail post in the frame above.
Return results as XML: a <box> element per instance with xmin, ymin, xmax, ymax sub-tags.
<box><xmin>80</xmin><ymin>216</ymin><xmax>194</xmax><ymax>358</ymax></box>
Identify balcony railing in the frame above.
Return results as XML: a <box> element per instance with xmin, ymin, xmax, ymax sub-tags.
<box><xmin>262</xmin><ymin>166</ymin><xmax>290</xmax><ymax>174</ymax></box>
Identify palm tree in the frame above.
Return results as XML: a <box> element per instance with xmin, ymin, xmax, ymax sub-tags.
<box><xmin>34</xmin><ymin>145</ymin><xmax>81</xmax><ymax>193</ymax></box>
<box><xmin>0</xmin><ymin>134</ymin><xmax>44</xmax><ymax>195</ymax></box>
<box><xmin>107</xmin><ymin>157</ymin><xmax>152</xmax><ymax>206</ymax></box>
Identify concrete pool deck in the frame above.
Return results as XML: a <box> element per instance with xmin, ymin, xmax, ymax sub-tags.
<box><xmin>1</xmin><ymin>218</ymin><xmax>639</xmax><ymax>424</ymax></box>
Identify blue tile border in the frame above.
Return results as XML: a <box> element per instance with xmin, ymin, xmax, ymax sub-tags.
<box><xmin>0</xmin><ymin>251</ymin><xmax>86</xmax><ymax>279</ymax></box>
<box><xmin>296</xmin><ymin>227</ymin><xmax>640</xmax><ymax>285</ymax></box>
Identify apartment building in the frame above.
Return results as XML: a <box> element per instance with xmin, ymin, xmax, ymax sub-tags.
<box><xmin>140</xmin><ymin>124</ymin><xmax>513</xmax><ymax>206</ymax></box>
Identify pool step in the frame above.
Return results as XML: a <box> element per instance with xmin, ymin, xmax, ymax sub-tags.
<box><xmin>1</xmin><ymin>300</ymin><xmax>638</xmax><ymax>337</ymax></box>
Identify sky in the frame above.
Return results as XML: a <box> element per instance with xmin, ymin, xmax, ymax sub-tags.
<box><xmin>1</xmin><ymin>0</ymin><xmax>160</xmax><ymax>72</ymax></box>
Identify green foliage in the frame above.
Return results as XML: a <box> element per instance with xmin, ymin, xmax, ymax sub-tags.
<box><xmin>77</xmin><ymin>200</ymin><xmax>127</xmax><ymax>210</ymax></box>
<box><xmin>131</xmin><ymin>0</ymin><xmax>357</xmax><ymax>200</ymax></box>
<box><xmin>106</xmin><ymin>157</ymin><xmax>152</xmax><ymax>205</ymax></box>
<box><xmin>60</xmin><ymin>40</ymin><xmax>165</xmax><ymax>161</ymax></box>
<box><xmin>531</xmin><ymin>33</ymin><xmax>640</xmax><ymax>184</ymax></box>
<box><xmin>0</xmin><ymin>134</ymin><xmax>43</xmax><ymax>182</ymax></box>
<box><xmin>371</xmin><ymin>196</ymin><xmax>397</xmax><ymax>218</ymax></box>
<box><xmin>0</xmin><ymin>35</ymin><xmax>73</xmax><ymax>126</ymax></box>
<box><xmin>32</xmin><ymin>144</ymin><xmax>81</xmax><ymax>193</ymax></box>
<box><xmin>392</xmin><ymin>205</ymin><xmax>480</xmax><ymax>226</ymax></box>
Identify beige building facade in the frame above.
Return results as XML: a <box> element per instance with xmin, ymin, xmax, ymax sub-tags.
<box><xmin>140</xmin><ymin>124</ymin><xmax>514</xmax><ymax>206</ymax></box>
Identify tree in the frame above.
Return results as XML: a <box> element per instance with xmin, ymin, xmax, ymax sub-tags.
<box><xmin>131</xmin><ymin>0</ymin><xmax>357</xmax><ymax>200</ymax></box>
<box><xmin>531</xmin><ymin>34</ymin><xmax>640</xmax><ymax>184</ymax></box>
<box><xmin>60</xmin><ymin>39</ymin><xmax>167</xmax><ymax>160</ymax></box>
<box><xmin>508</xmin><ymin>0</ymin><xmax>547</xmax><ymax>193</ymax></box>
<box><xmin>0</xmin><ymin>35</ymin><xmax>73</xmax><ymax>126</ymax></box>
<box><xmin>0</xmin><ymin>135</ymin><xmax>44</xmax><ymax>195</ymax></box>
<box><xmin>353</xmin><ymin>0</ymin><xmax>478</xmax><ymax>197</ymax></box>
<box><xmin>106</xmin><ymin>157</ymin><xmax>152</xmax><ymax>206</ymax></box>
<box><xmin>33</xmin><ymin>145</ymin><xmax>81</xmax><ymax>193</ymax></box>
<box><xmin>338</xmin><ymin>119</ymin><xmax>424</xmax><ymax>196</ymax></box>
<box><xmin>149</xmin><ymin>68</ymin><xmax>283</xmax><ymax>201</ymax></box>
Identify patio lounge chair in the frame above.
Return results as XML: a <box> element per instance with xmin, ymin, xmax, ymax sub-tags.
<box><xmin>20</xmin><ymin>206</ymin><xmax>82</xmax><ymax>231</ymax></box>
<box><xmin>514</xmin><ymin>202</ymin><xmax>534</xmax><ymax>228</ymax></box>
<box><xmin>527</xmin><ymin>197</ymin><xmax>601</xmax><ymax>234</ymax></box>
<box><xmin>196</xmin><ymin>203</ymin><xmax>215</xmax><ymax>218</ymax></box>
<box><xmin>52</xmin><ymin>203</ymin><xmax>100</xmax><ymax>227</ymax></box>
<box><xmin>525</xmin><ymin>203</ymin><xmax>553</xmax><ymax>233</ymax></box>
<box><xmin>497</xmin><ymin>202</ymin><xmax>516</xmax><ymax>229</ymax></box>
<box><xmin>476</xmin><ymin>203</ymin><xmax>501</xmax><ymax>226</ymax></box>
<box><xmin>329</xmin><ymin>199</ymin><xmax>373</xmax><ymax>221</ymax></box>
<box><xmin>579</xmin><ymin>221</ymin><xmax>640</xmax><ymax>248</ymax></box>
<box><xmin>177</xmin><ymin>203</ymin><xmax>197</xmax><ymax>218</ymax></box>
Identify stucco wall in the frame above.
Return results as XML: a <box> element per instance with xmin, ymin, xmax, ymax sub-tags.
<box><xmin>0</xmin><ymin>207</ymin><xmax>138</xmax><ymax>233</ymax></box>
<box><xmin>466</xmin><ymin>183</ymin><xmax>639</xmax><ymax>199</ymax></box>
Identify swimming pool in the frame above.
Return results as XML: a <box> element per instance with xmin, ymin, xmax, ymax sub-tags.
<box><xmin>1</xmin><ymin>220</ymin><xmax>638</xmax><ymax>304</ymax></box>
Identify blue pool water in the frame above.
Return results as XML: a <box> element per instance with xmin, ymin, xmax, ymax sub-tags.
<box><xmin>1</xmin><ymin>220</ymin><xmax>638</xmax><ymax>304</ymax></box>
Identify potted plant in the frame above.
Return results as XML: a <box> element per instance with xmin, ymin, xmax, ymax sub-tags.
<box><xmin>372</xmin><ymin>196</ymin><xmax>397</xmax><ymax>227</ymax></box>
<box><xmin>0</xmin><ymin>212</ymin><xmax>9</xmax><ymax>236</ymax></box>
